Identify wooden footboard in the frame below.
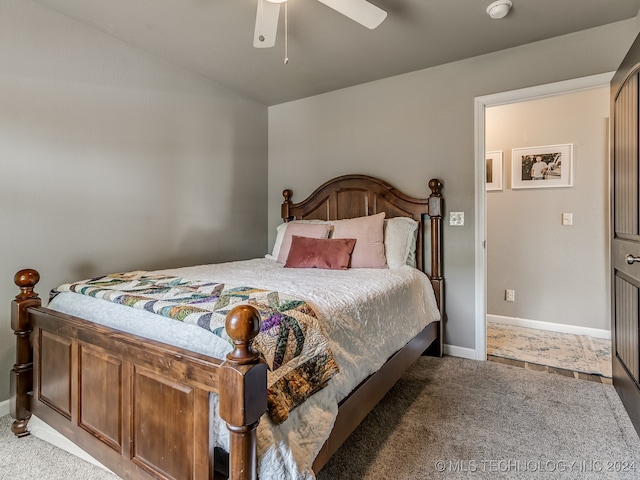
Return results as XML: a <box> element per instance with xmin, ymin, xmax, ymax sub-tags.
<box><xmin>9</xmin><ymin>269</ymin><xmax>266</xmax><ymax>480</ymax></box>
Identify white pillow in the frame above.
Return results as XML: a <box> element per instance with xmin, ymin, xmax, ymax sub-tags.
<box><xmin>406</xmin><ymin>230</ymin><xmax>418</xmax><ymax>268</ymax></box>
<box><xmin>267</xmin><ymin>223</ymin><xmax>289</xmax><ymax>261</ymax></box>
<box><xmin>384</xmin><ymin>217</ymin><xmax>419</xmax><ymax>269</ymax></box>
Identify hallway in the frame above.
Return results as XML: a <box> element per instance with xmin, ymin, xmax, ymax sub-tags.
<box><xmin>487</xmin><ymin>322</ymin><xmax>611</xmax><ymax>384</ymax></box>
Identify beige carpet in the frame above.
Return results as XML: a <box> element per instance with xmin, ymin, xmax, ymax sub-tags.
<box><xmin>319</xmin><ymin>356</ymin><xmax>636</xmax><ymax>479</ymax></box>
<box><xmin>0</xmin><ymin>415</ymin><xmax>117</xmax><ymax>479</ymax></box>
<box><xmin>487</xmin><ymin>322</ymin><xmax>612</xmax><ymax>378</ymax></box>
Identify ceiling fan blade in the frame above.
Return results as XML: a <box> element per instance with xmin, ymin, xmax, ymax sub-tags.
<box><xmin>253</xmin><ymin>0</ymin><xmax>280</xmax><ymax>48</ymax></box>
<box><xmin>317</xmin><ymin>0</ymin><xmax>387</xmax><ymax>29</ymax></box>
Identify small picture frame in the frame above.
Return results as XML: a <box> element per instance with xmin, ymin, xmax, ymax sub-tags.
<box><xmin>511</xmin><ymin>144</ymin><xmax>573</xmax><ymax>189</ymax></box>
<box><xmin>486</xmin><ymin>151</ymin><xmax>503</xmax><ymax>191</ymax></box>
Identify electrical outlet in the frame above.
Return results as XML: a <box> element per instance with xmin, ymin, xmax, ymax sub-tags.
<box><xmin>505</xmin><ymin>289</ymin><xmax>515</xmax><ymax>302</ymax></box>
<box><xmin>449</xmin><ymin>212</ymin><xmax>464</xmax><ymax>226</ymax></box>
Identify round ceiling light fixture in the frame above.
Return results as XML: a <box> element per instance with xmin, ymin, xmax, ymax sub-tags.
<box><xmin>486</xmin><ymin>0</ymin><xmax>512</xmax><ymax>19</ymax></box>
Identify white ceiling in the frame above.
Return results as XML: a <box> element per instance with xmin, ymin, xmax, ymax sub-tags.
<box><xmin>33</xmin><ymin>0</ymin><xmax>640</xmax><ymax>106</ymax></box>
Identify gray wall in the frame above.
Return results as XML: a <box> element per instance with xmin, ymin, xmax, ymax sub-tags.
<box><xmin>486</xmin><ymin>87</ymin><xmax>610</xmax><ymax>331</ymax></box>
<box><xmin>268</xmin><ymin>19</ymin><xmax>639</xmax><ymax>353</ymax></box>
<box><xmin>0</xmin><ymin>1</ymin><xmax>268</xmax><ymax>402</ymax></box>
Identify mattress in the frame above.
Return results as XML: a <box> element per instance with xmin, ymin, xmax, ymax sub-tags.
<box><xmin>48</xmin><ymin>258</ymin><xmax>440</xmax><ymax>479</ymax></box>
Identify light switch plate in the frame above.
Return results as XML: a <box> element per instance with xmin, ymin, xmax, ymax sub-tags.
<box><xmin>450</xmin><ymin>212</ymin><xmax>464</xmax><ymax>226</ymax></box>
<box><xmin>562</xmin><ymin>213</ymin><xmax>573</xmax><ymax>226</ymax></box>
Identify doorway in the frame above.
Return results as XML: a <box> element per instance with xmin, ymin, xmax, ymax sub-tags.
<box><xmin>474</xmin><ymin>73</ymin><xmax>614</xmax><ymax>363</ymax></box>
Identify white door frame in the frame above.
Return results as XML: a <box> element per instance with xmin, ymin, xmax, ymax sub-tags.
<box><xmin>473</xmin><ymin>72</ymin><xmax>614</xmax><ymax>361</ymax></box>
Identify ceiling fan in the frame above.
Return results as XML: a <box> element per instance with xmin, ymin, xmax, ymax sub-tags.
<box><xmin>253</xmin><ymin>0</ymin><xmax>387</xmax><ymax>49</ymax></box>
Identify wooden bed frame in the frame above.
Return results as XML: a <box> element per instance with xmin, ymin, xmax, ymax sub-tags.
<box><xmin>9</xmin><ymin>174</ymin><xmax>444</xmax><ymax>480</ymax></box>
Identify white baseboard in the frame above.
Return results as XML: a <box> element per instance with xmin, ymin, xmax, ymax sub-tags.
<box><xmin>444</xmin><ymin>344</ymin><xmax>477</xmax><ymax>360</ymax></box>
<box><xmin>0</xmin><ymin>399</ymin><xmax>9</xmax><ymax>417</ymax></box>
<box><xmin>487</xmin><ymin>314</ymin><xmax>611</xmax><ymax>340</ymax></box>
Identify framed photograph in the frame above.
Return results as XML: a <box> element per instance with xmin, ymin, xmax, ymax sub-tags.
<box><xmin>486</xmin><ymin>151</ymin><xmax>503</xmax><ymax>191</ymax></box>
<box><xmin>511</xmin><ymin>144</ymin><xmax>573</xmax><ymax>189</ymax></box>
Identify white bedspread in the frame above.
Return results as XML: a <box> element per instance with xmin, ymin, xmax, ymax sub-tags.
<box><xmin>48</xmin><ymin>258</ymin><xmax>440</xmax><ymax>479</ymax></box>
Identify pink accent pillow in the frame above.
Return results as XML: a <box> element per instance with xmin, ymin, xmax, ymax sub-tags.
<box><xmin>285</xmin><ymin>236</ymin><xmax>356</xmax><ymax>270</ymax></box>
<box><xmin>276</xmin><ymin>223</ymin><xmax>331</xmax><ymax>264</ymax></box>
<box><xmin>332</xmin><ymin>212</ymin><xmax>387</xmax><ymax>268</ymax></box>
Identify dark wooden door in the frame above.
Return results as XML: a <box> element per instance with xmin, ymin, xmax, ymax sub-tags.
<box><xmin>612</xmin><ymin>32</ymin><xmax>640</xmax><ymax>435</ymax></box>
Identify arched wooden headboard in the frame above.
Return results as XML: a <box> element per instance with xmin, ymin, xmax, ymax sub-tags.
<box><xmin>280</xmin><ymin>174</ymin><xmax>444</xmax><ymax>317</ymax></box>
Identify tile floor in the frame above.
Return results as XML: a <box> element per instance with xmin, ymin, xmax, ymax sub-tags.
<box><xmin>486</xmin><ymin>321</ymin><xmax>612</xmax><ymax>384</ymax></box>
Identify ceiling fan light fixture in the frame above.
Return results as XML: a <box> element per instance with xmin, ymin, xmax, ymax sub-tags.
<box><xmin>486</xmin><ymin>0</ymin><xmax>512</xmax><ymax>19</ymax></box>
<box><xmin>254</xmin><ymin>0</ymin><xmax>388</xmax><ymax>54</ymax></box>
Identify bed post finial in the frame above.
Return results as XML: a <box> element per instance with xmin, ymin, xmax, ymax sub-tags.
<box><xmin>10</xmin><ymin>269</ymin><xmax>41</xmax><ymax>437</ymax></box>
<box><xmin>15</xmin><ymin>269</ymin><xmax>40</xmax><ymax>300</ymax></box>
<box><xmin>429</xmin><ymin>178</ymin><xmax>443</xmax><ymax>197</ymax></box>
<box><xmin>225</xmin><ymin>305</ymin><xmax>262</xmax><ymax>365</ymax></box>
<box><xmin>281</xmin><ymin>189</ymin><xmax>293</xmax><ymax>222</ymax></box>
<box><xmin>220</xmin><ymin>305</ymin><xmax>267</xmax><ymax>480</ymax></box>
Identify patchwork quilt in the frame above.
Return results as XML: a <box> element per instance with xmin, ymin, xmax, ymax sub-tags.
<box><xmin>53</xmin><ymin>271</ymin><xmax>339</xmax><ymax>424</ymax></box>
